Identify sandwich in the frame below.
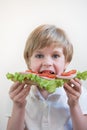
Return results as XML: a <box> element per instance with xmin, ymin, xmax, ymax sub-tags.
<box><xmin>6</xmin><ymin>69</ymin><xmax>87</xmax><ymax>93</ymax></box>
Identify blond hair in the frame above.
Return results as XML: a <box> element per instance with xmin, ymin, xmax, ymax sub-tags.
<box><xmin>24</xmin><ymin>24</ymin><xmax>73</xmax><ymax>67</ymax></box>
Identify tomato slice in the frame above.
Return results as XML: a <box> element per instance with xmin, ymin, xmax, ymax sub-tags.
<box><xmin>39</xmin><ymin>73</ymin><xmax>56</xmax><ymax>78</ymax></box>
<box><xmin>38</xmin><ymin>70</ymin><xmax>56</xmax><ymax>78</ymax></box>
<box><xmin>26</xmin><ymin>69</ymin><xmax>77</xmax><ymax>78</ymax></box>
<box><xmin>26</xmin><ymin>70</ymin><xmax>56</xmax><ymax>78</ymax></box>
<box><xmin>61</xmin><ymin>69</ymin><xmax>77</xmax><ymax>76</ymax></box>
<box><xmin>25</xmin><ymin>70</ymin><xmax>38</xmax><ymax>74</ymax></box>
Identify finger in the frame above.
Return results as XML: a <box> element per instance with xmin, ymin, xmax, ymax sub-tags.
<box><xmin>64</xmin><ymin>83</ymin><xmax>81</xmax><ymax>97</ymax></box>
<box><xmin>66</xmin><ymin>92</ymin><xmax>80</xmax><ymax>106</ymax></box>
<box><xmin>17</xmin><ymin>87</ymin><xmax>30</xmax><ymax>103</ymax></box>
<box><xmin>74</xmin><ymin>78</ymin><xmax>82</xmax><ymax>85</ymax></box>
<box><xmin>70</xmin><ymin>79</ymin><xmax>82</xmax><ymax>93</ymax></box>
<box><xmin>70</xmin><ymin>78</ymin><xmax>81</xmax><ymax>86</ymax></box>
<box><xmin>13</xmin><ymin>85</ymin><xmax>30</xmax><ymax>102</ymax></box>
<box><xmin>64</xmin><ymin>89</ymin><xmax>80</xmax><ymax>107</ymax></box>
<box><xmin>9</xmin><ymin>83</ymin><xmax>25</xmax><ymax>99</ymax></box>
<box><xmin>9</xmin><ymin>82</ymin><xmax>22</xmax><ymax>92</ymax></box>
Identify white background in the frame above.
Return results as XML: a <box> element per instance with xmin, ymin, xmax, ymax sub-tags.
<box><xmin>0</xmin><ymin>0</ymin><xmax>87</xmax><ymax>129</ymax></box>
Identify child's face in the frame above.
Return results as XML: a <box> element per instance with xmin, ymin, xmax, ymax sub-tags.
<box><xmin>29</xmin><ymin>44</ymin><xmax>69</xmax><ymax>75</ymax></box>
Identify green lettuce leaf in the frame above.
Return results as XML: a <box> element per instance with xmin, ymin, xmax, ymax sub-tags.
<box><xmin>6</xmin><ymin>72</ymin><xmax>65</xmax><ymax>92</ymax></box>
<box><xmin>6</xmin><ymin>70</ymin><xmax>87</xmax><ymax>93</ymax></box>
<box><xmin>75</xmin><ymin>71</ymin><xmax>87</xmax><ymax>80</ymax></box>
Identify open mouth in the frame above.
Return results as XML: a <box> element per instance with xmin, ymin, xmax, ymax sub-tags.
<box><xmin>39</xmin><ymin>70</ymin><xmax>55</xmax><ymax>74</ymax></box>
<box><xmin>38</xmin><ymin>70</ymin><xmax>56</xmax><ymax>79</ymax></box>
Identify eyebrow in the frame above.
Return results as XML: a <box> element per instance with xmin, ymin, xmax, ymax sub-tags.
<box><xmin>52</xmin><ymin>50</ymin><xmax>63</xmax><ymax>55</ymax></box>
<box><xmin>35</xmin><ymin>48</ymin><xmax>63</xmax><ymax>54</ymax></box>
<box><xmin>35</xmin><ymin>50</ymin><xmax>63</xmax><ymax>55</ymax></box>
<box><xmin>35</xmin><ymin>51</ymin><xmax>43</xmax><ymax>53</ymax></box>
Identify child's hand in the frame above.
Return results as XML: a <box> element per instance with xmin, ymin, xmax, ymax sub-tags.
<box><xmin>9</xmin><ymin>82</ymin><xmax>30</xmax><ymax>107</ymax></box>
<box><xmin>63</xmin><ymin>78</ymin><xmax>82</xmax><ymax>107</ymax></box>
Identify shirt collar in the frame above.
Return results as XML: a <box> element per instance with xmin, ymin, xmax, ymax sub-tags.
<box><xmin>29</xmin><ymin>85</ymin><xmax>66</xmax><ymax>102</ymax></box>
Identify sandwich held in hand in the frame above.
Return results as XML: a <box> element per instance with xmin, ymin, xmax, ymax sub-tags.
<box><xmin>6</xmin><ymin>70</ymin><xmax>87</xmax><ymax>93</ymax></box>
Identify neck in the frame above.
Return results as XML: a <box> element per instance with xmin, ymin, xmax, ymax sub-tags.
<box><xmin>38</xmin><ymin>87</ymin><xmax>51</xmax><ymax>99</ymax></box>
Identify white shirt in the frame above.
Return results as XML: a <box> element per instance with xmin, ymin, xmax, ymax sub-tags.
<box><xmin>6</xmin><ymin>85</ymin><xmax>87</xmax><ymax>130</ymax></box>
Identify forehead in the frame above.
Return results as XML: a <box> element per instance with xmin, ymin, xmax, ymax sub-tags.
<box><xmin>34</xmin><ymin>43</ymin><xmax>63</xmax><ymax>53</ymax></box>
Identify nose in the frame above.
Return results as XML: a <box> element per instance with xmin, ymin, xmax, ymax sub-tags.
<box><xmin>42</xmin><ymin>62</ymin><xmax>51</xmax><ymax>67</ymax></box>
<box><xmin>42</xmin><ymin>57</ymin><xmax>53</xmax><ymax>67</ymax></box>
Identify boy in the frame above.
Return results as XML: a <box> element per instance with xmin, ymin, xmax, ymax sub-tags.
<box><xmin>6</xmin><ymin>24</ymin><xmax>87</xmax><ymax>130</ymax></box>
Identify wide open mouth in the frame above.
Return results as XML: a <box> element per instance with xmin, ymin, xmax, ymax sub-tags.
<box><xmin>38</xmin><ymin>70</ymin><xmax>56</xmax><ymax>79</ymax></box>
<box><xmin>39</xmin><ymin>70</ymin><xmax>55</xmax><ymax>74</ymax></box>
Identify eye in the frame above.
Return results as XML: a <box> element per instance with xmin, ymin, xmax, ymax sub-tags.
<box><xmin>35</xmin><ymin>54</ymin><xmax>44</xmax><ymax>58</ymax></box>
<box><xmin>52</xmin><ymin>54</ymin><xmax>60</xmax><ymax>59</ymax></box>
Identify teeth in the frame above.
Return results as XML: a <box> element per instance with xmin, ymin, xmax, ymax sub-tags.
<box><xmin>40</xmin><ymin>70</ymin><xmax>55</xmax><ymax>74</ymax></box>
<box><xmin>50</xmin><ymin>71</ymin><xmax>54</xmax><ymax>74</ymax></box>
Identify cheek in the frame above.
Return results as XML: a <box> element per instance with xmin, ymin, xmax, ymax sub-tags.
<box><xmin>56</xmin><ymin>66</ymin><xmax>65</xmax><ymax>75</ymax></box>
<box><xmin>29</xmin><ymin>59</ymin><xmax>41</xmax><ymax>71</ymax></box>
<box><xmin>56</xmin><ymin>60</ymin><xmax>66</xmax><ymax>75</ymax></box>
<box><xmin>30</xmin><ymin>61</ymin><xmax>37</xmax><ymax>70</ymax></box>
